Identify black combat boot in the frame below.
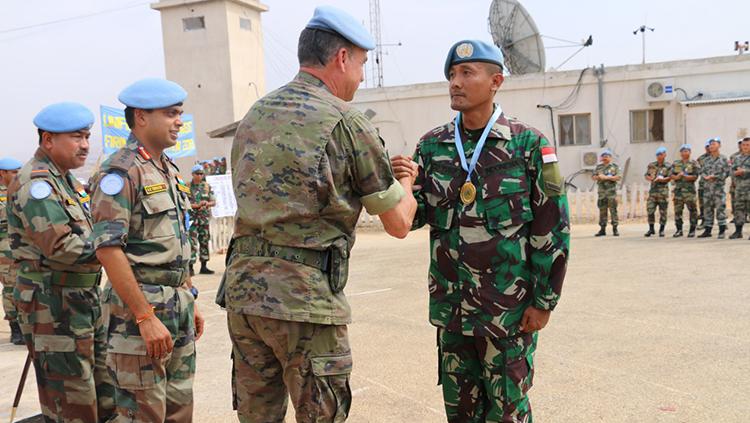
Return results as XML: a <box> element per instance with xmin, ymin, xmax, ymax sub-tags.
<box><xmin>644</xmin><ymin>224</ymin><xmax>655</xmax><ymax>237</ymax></box>
<box><xmin>729</xmin><ymin>224</ymin><xmax>744</xmax><ymax>239</ymax></box>
<box><xmin>697</xmin><ymin>227</ymin><xmax>712</xmax><ymax>238</ymax></box>
<box><xmin>673</xmin><ymin>223</ymin><xmax>683</xmax><ymax>238</ymax></box>
<box><xmin>612</xmin><ymin>225</ymin><xmax>620</xmax><ymax>236</ymax></box>
<box><xmin>687</xmin><ymin>225</ymin><xmax>696</xmax><ymax>238</ymax></box>
<box><xmin>199</xmin><ymin>261</ymin><xmax>215</xmax><ymax>275</ymax></box>
<box><xmin>10</xmin><ymin>321</ymin><xmax>24</xmax><ymax>346</ymax></box>
<box><xmin>658</xmin><ymin>224</ymin><xmax>666</xmax><ymax>237</ymax></box>
<box><xmin>595</xmin><ymin>225</ymin><xmax>606</xmax><ymax>237</ymax></box>
<box><xmin>717</xmin><ymin>225</ymin><xmax>727</xmax><ymax>239</ymax></box>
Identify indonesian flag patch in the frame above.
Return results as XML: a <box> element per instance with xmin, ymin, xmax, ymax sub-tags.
<box><xmin>541</xmin><ymin>146</ymin><xmax>558</xmax><ymax>163</ymax></box>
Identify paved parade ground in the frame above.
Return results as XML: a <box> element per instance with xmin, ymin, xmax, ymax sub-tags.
<box><xmin>1</xmin><ymin>223</ymin><xmax>748</xmax><ymax>422</ymax></box>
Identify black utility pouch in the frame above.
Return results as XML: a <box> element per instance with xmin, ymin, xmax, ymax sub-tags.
<box><xmin>328</xmin><ymin>238</ymin><xmax>350</xmax><ymax>293</ymax></box>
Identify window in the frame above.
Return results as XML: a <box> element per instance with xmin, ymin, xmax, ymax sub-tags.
<box><xmin>630</xmin><ymin>109</ymin><xmax>664</xmax><ymax>143</ymax></box>
<box><xmin>182</xmin><ymin>16</ymin><xmax>205</xmax><ymax>31</ymax></box>
<box><xmin>239</xmin><ymin>17</ymin><xmax>252</xmax><ymax>31</ymax></box>
<box><xmin>559</xmin><ymin>113</ymin><xmax>591</xmax><ymax>146</ymax></box>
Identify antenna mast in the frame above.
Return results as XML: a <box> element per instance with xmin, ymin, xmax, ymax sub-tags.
<box><xmin>633</xmin><ymin>25</ymin><xmax>655</xmax><ymax>64</ymax></box>
<box><xmin>369</xmin><ymin>0</ymin><xmax>384</xmax><ymax>87</ymax></box>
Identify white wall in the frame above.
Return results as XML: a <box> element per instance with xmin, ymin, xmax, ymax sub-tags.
<box><xmin>352</xmin><ymin>54</ymin><xmax>750</xmax><ymax>189</ymax></box>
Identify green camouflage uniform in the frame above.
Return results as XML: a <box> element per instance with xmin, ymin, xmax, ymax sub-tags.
<box><xmin>697</xmin><ymin>152</ymin><xmax>709</xmax><ymax>224</ymax></box>
<box><xmin>89</xmin><ymin>135</ymin><xmax>196</xmax><ymax>423</ymax></box>
<box><xmin>670</xmin><ymin>159</ymin><xmax>700</xmax><ymax>228</ymax></box>
<box><xmin>645</xmin><ymin>161</ymin><xmax>671</xmax><ymax>225</ymax></box>
<box><xmin>700</xmin><ymin>154</ymin><xmax>730</xmax><ymax>229</ymax></box>
<box><xmin>188</xmin><ymin>180</ymin><xmax>215</xmax><ymax>265</ymax></box>
<box><xmin>225</xmin><ymin>71</ymin><xmax>404</xmax><ymax>422</ymax></box>
<box><xmin>411</xmin><ymin>113</ymin><xmax>570</xmax><ymax>422</ymax></box>
<box><xmin>594</xmin><ymin>162</ymin><xmax>620</xmax><ymax>226</ymax></box>
<box><xmin>730</xmin><ymin>153</ymin><xmax>750</xmax><ymax>223</ymax></box>
<box><xmin>729</xmin><ymin>151</ymin><xmax>741</xmax><ymax>219</ymax></box>
<box><xmin>0</xmin><ymin>182</ymin><xmax>17</xmax><ymax>323</ymax></box>
<box><xmin>7</xmin><ymin>148</ymin><xmax>114</xmax><ymax>422</ymax></box>
<box><xmin>217</xmin><ymin>162</ymin><xmax>227</xmax><ymax>174</ymax></box>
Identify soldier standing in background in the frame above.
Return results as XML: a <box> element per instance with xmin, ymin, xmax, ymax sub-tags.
<box><xmin>8</xmin><ymin>102</ymin><xmax>114</xmax><ymax>421</ymax></box>
<box><xmin>188</xmin><ymin>164</ymin><xmax>216</xmax><ymax>275</ymax></box>
<box><xmin>670</xmin><ymin>144</ymin><xmax>700</xmax><ymax>238</ymax></box>
<box><xmin>223</xmin><ymin>6</ymin><xmax>417</xmax><ymax>421</ymax></box>
<box><xmin>729</xmin><ymin>137</ymin><xmax>750</xmax><ymax>239</ymax></box>
<box><xmin>698</xmin><ymin>137</ymin><xmax>730</xmax><ymax>239</ymax></box>
<box><xmin>729</xmin><ymin>138</ymin><xmax>743</xmax><ymax>223</ymax></box>
<box><xmin>696</xmin><ymin>141</ymin><xmax>711</xmax><ymax>230</ymax></box>
<box><xmin>644</xmin><ymin>147</ymin><xmax>671</xmax><ymax>237</ymax></box>
<box><xmin>0</xmin><ymin>157</ymin><xmax>24</xmax><ymax>345</ymax></box>
<box><xmin>593</xmin><ymin>149</ymin><xmax>621</xmax><ymax>236</ymax></box>
<box><xmin>90</xmin><ymin>79</ymin><xmax>204</xmax><ymax>422</ymax></box>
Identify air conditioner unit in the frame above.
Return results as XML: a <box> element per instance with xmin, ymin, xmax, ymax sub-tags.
<box><xmin>644</xmin><ymin>79</ymin><xmax>676</xmax><ymax>102</ymax></box>
<box><xmin>580</xmin><ymin>150</ymin><xmax>599</xmax><ymax>170</ymax></box>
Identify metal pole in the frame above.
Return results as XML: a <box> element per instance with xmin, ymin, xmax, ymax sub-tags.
<box><xmin>596</xmin><ymin>64</ymin><xmax>606</xmax><ymax>146</ymax></box>
<box><xmin>642</xmin><ymin>29</ymin><xmax>646</xmax><ymax>64</ymax></box>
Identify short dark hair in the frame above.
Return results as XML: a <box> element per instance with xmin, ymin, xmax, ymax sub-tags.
<box><xmin>297</xmin><ymin>28</ymin><xmax>356</xmax><ymax>67</ymax></box>
<box><xmin>124</xmin><ymin>106</ymin><xmax>153</xmax><ymax>128</ymax></box>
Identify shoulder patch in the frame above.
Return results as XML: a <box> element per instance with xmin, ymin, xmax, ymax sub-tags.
<box><xmin>105</xmin><ymin>148</ymin><xmax>138</xmax><ymax>173</ymax></box>
<box><xmin>100</xmin><ymin>173</ymin><xmax>125</xmax><ymax>196</ymax></box>
<box><xmin>29</xmin><ymin>181</ymin><xmax>53</xmax><ymax>199</ymax></box>
<box><xmin>30</xmin><ymin>169</ymin><xmax>50</xmax><ymax>179</ymax></box>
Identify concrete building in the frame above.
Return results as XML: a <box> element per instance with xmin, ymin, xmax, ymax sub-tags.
<box><xmin>350</xmin><ymin>54</ymin><xmax>750</xmax><ymax>189</ymax></box>
<box><xmin>152</xmin><ymin>0</ymin><xmax>268</xmax><ymax>172</ymax></box>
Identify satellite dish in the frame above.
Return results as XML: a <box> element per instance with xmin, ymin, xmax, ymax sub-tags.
<box><xmin>488</xmin><ymin>0</ymin><xmax>546</xmax><ymax>74</ymax></box>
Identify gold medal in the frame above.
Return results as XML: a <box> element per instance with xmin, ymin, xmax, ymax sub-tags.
<box><xmin>460</xmin><ymin>181</ymin><xmax>477</xmax><ymax>205</ymax></box>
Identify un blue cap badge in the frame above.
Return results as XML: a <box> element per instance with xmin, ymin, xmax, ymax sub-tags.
<box><xmin>455</xmin><ymin>43</ymin><xmax>474</xmax><ymax>59</ymax></box>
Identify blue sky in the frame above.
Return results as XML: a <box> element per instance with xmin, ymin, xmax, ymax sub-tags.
<box><xmin>2</xmin><ymin>0</ymin><xmax>749</xmax><ymax>160</ymax></box>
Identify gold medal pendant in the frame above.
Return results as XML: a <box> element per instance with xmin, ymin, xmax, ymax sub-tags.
<box><xmin>460</xmin><ymin>181</ymin><xmax>477</xmax><ymax>205</ymax></box>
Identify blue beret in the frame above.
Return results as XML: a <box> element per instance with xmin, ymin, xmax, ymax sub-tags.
<box><xmin>191</xmin><ymin>165</ymin><xmax>204</xmax><ymax>173</ymax></box>
<box><xmin>306</xmin><ymin>6</ymin><xmax>375</xmax><ymax>51</ymax></box>
<box><xmin>213</xmin><ymin>156</ymin><xmax>221</xmax><ymax>161</ymax></box>
<box><xmin>33</xmin><ymin>102</ymin><xmax>94</xmax><ymax>133</ymax></box>
<box><xmin>0</xmin><ymin>157</ymin><xmax>22</xmax><ymax>171</ymax></box>
<box><xmin>119</xmin><ymin>78</ymin><xmax>187</xmax><ymax>109</ymax></box>
<box><xmin>600</xmin><ymin>149</ymin><xmax>612</xmax><ymax>157</ymax></box>
<box><xmin>444</xmin><ymin>40</ymin><xmax>504</xmax><ymax>80</ymax></box>
<box><xmin>679</xmin><ymin>144</ymin><xmax>692</xmax><ymax>151</ymax></box>
<box><xmin>655</xmin><ymin>147</ymin><xmax>667</xmax><ymax>156</ymax></box>
<box><xmin>708</xmin><ymin>137</ymin><xmax>721</xmax><ymax>145</ymax></box>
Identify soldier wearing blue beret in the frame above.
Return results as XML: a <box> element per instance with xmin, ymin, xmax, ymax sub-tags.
<box><xmin>391</xmin><ymin>38</ymin><xmax>570</xmax><ymax>423</ymax></box>
<box><xmin>89</xmin><ymin>78</ymin><xmax>205</xmax><ymax>421</ymax></box>
<box><xmin>0</xmin><ymin>157</ymin><xmax>23</xmax><ymax>346</ymax></box>
<box><xmin>696</xmin><ymin>139</ymin><xmax>713</xmax><ymax>229</ymax></box>
<box><xmin>7</xmin><ymin>102</ymin><xmax>116</xmax><ymax>421</ymax></box>
<box><xmin>593</xmin><ymin>149</ymin><xmax>622</xmax><ymax>236</ymax></box>
<box><xmin>698</xmin><ymin>137</ymin><xmax>731</xmax><ymax>238</ymax></box>
<box><xmin>671</xmin><ymin>144</ymin><xmax>700</xmax><ymax>237</ymax></box>
<box><xmin>224</xmin><ymin>5</ymin><xmax>418</xmax><ymax>422</ymax></box>
<box><xmin>644</xmin><ymin>146</ymin><xmax>671</xmax><ymax>237</ymax></box>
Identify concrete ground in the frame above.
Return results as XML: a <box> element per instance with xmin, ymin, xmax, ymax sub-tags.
<box><xmin>1</xmin><ymin>223</ymin><xmax>748</xmax><ymax>422</ymax></box>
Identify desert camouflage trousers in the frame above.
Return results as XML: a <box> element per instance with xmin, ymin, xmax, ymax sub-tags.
<box><xmin>646</xmin><ymin>193</ymin><xmax>669</xmax><ymax>225</ymax></box>
<box><xmin>14</xmin><ymin>272</ymin><xmax>115</xmax><ymax>422</ymax></box>
<box><xmin>702</xmin><ymin>185</ymin><xmax>727</xmax><ymax>228</ymax></box>
<box><xmin>189</xmin><ymin>220</ymin><xmax>211</xmax><ymax>265</ymax></box>
<box><xmin>597</xmin><ymin>196</ymin><xmax>618</xmax><ymax>226</ymax></box>
<box><xmin>438</xmin><ymin>328</ymin><xmax>537</xmax><ymax>423</ymax></box>
<box><xmin>0</xmin><ymin>254</ymin><xmax>16</xmax><ymax>322</ymax></box>
<box><xmin>673</xmin><ymin>190</ymin><xmax>698</xmax><ymax>227</ymax></box>
<box><xmin>103</xmin><ymin>280</ymin><xmax>196</xmax><ymax>422</ymax></box>
<box><xmin>227</xmin><ymin>312</ymin><xmax>353</xmax><ymax>423</ymax></box>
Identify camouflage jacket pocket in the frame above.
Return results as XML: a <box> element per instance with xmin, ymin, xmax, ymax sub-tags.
<box><xmin>107</xmin><ymin>334</ymin><xmax>158</xmax><ymax>390</ymax></box>
<box><xmin>34</xmin><ymin>334</ymin><xmax>91</xmax><ymax>381</ymax></box>
<box><xmin>424</xmin><ymin>161</ymin><xmax>462</xmax><ymax>230</ymax></box>
<box><xmin>480</xmin><ymin>160</ymin><xmax>533</xmax><ymax>230</ymax></box>
<box><xmin>141</xmin><ymin>192</ymin><xmax>178</xmax><ymax>239</ymax></box>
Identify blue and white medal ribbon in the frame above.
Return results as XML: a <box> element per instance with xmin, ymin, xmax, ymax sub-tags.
<box><xmin>454</xmin><ymin>105</ymin><xmax>503</xmax><ymax>204</ymax></box>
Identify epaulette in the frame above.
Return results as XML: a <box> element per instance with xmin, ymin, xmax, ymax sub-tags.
<box><xmin>104</xmin><ymin>147</ymin><xmax>138</xmax><ymax>173</ymax></box>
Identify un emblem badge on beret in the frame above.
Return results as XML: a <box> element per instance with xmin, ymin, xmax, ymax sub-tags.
<box><xmin>456</xmin><ymin>43</ymin><xmax>474</xmax><ymax>59</ymax></box>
